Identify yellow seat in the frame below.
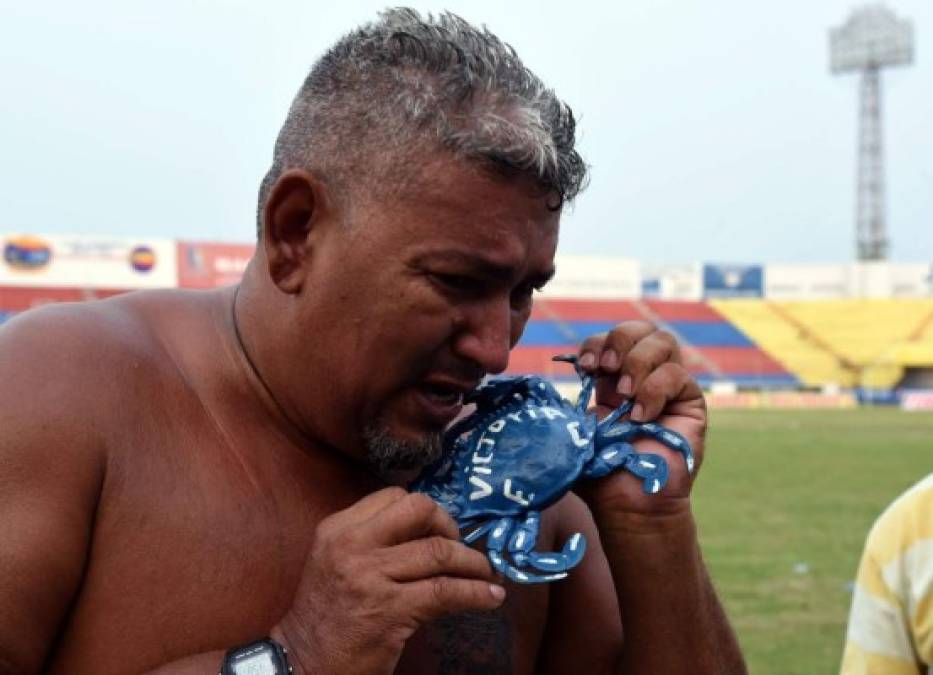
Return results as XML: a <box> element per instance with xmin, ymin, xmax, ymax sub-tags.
<box><xmin>712</xmin><ymin>299</ymin><xmax>933</xmax><ymax>389</ymax></box>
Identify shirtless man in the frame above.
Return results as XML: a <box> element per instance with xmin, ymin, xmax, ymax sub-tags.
<box><xmin>0</xmin><ymin>9</ymin><xmax>746</xmax><ymax>675</ymax></box>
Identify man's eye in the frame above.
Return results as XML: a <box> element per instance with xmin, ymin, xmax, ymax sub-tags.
<box><xmin>434</xmin><ymin>273</ymin><xmax>483</xmax><ymax>295</ymax></box>
<box><xmin>511</xmin><ymin>282</ymin><xmax>542</xmax><ymax>307</ymax></box>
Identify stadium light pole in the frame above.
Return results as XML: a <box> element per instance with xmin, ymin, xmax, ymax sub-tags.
<box><xmin>830</xmin><ymin>5</ymin><xmax>914</xmax><ymax>261</ymax></box>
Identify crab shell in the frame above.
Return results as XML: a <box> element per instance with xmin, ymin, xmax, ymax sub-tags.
<box><xmin>413</xmin><ymin>376</ymin><xmax>597</xmax><ymax>524</ymax></box>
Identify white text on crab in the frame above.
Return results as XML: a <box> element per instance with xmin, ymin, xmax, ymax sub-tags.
<box><xmin>467</xmin><ymin>405</ymin><xmax>593</xmax><ymax>503</ymax></box>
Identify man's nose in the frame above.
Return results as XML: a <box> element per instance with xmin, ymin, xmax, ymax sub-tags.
<box><xmin>454</xmin><ymin>302</ymin><xmax>513</xmax><ymax>375</ymax></box>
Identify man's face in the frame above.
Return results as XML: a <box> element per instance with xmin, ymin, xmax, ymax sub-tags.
<box><xmin>295</xmin><ymin>156</ymin><xmax>560</xmax><ymax>471</ymax></box>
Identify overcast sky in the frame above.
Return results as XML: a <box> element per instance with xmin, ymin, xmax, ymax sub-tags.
<box><xmin>1</xmin><ymin>0</ymin><xmax>930</xmax><ymax>264</ymax></box>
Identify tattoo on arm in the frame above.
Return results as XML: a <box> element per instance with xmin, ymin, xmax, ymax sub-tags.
<box><xmin>431</xmin><ymin>608</ymin><xmax>512</xmax><ymax>675</ymax></box>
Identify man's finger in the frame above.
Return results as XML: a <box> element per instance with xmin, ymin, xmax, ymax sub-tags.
<box><xmin>618</xmin><ymin>329</ymin><xmax>680</xmax><ymax>400</ymax></box>
<box><xmin>325</xmin><ymin>485</ymin><xmax>410</xmax><ymax>530</ymax></box>
<box><xmin>380</xmin><ymin>537</ymin><xmax>496</xmax><ymax>582</ymax></box>
<box><xmin>362</xmin><ymin>492</ymin><xmax>460</xmax><ymax>545</ymax></box>
<box><xmin>404</xmin><ymin>576</ymin><xmax>507</xmax><ymax>622</ymax></box>
<box><xmin>577</xmin><ymin>333</ymin><xmax>608</xmax><ymax>371</ymax></box>
<box><xmin>595</xmin><ymin>321</ymin><xmax>657</xmax><ymax>376</ymax></box>
<box><xmin>633</xmin><ymin>362</ymin><xmax>702</xmax><ymax>422</ymax></box>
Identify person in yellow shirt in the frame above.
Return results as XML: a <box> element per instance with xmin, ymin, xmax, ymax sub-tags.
<box><xmin>841</xmin><ymin>473</ymin><xmax>933</xmax><ymax>674</ymax></box>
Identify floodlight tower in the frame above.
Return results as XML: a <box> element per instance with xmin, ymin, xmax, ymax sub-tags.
<box><xmin>830</xmin><ymin>6</ymin><xmax>913</xmax><ymax>261</ymax></box>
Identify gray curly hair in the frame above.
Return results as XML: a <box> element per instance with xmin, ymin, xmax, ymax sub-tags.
<box><xmin>257</xmin><ymin>7</ymin><xmax>587</xmax><ymax>233</ymax></box>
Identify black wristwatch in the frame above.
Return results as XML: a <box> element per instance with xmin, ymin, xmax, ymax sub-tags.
<box><xmin>220</xmin><ymin>637</ymin><xmax>292</xmax><ymax>675</ymax></box>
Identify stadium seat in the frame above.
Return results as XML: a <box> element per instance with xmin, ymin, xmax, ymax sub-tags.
<box><xmin>713</xmin><ymin>298</ymin><xmax>933</xmax><ymax>389</ymax></box>
<box><xmin>511</xmin><ymin>298</ymin><xmax>799</xmax><ymax>389</ymax></box>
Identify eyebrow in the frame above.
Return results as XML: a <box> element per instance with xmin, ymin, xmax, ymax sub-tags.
<box><xmin>413</xmin><ymin>250</ymin><xmax>555</xmax><ymax>287</ymax></box>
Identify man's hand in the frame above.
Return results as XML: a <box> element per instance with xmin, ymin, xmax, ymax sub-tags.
<box><xmin>272</xmin><ymin>487</ymin><xmax>505</xmax><ymax>675</ymax></box>
<box><xmin>575</xmin><ymin>321</ymin><xmax>707</xmax><ymax>518</ymax></box>
<box><xmin>570</xmin><ymin>321</ymin><xmax>747</xmax><ymax>674</ymax></box>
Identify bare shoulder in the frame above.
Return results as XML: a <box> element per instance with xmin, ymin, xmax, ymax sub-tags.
<box><xmin>2</xmin><ymin>289</ymin><xmax>222</xmax><ymax>390</ymax></box>
<box><xmin>0</xmin><ymin>290</ymin><xmax>230</xmax><ymax>671</ymax></box>
<box><xmin>2</xmin><ymin>292</ymin><xmax>159</xmax><ymax>373</ymax></box>
<box><xmin>0</xmin><ymin>288</ymin><xmax>229</xmax><ymax>457</ymax></box>
<box><xmin>0</xmin><ymin>297</ymin><xmax>151</xmax><ymax>673</ymax></box>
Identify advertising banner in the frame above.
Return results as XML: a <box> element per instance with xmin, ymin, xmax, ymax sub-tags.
<box><xmin>765</xmin><ymin>262</ymin><xmax>933</xmax><ymax>299</ymax></box>
<box><xmin>851</xmin><ymin>262</ymin><xmax>933</xmax><ymax>298</ymax></box>
<box><xmin>177</xmin><ymin>242</ymin><xmax>255</xmax><ymax>289</ymax></box>
<box><xmin>539</xmin><ymin>255</ymin><xmax>641</xmax><ymax>299</ymax></box>
<box><xmin>764</xmin><ymin>263</ymin><xmax>851</xmax><ymax>300</ymax></box>
<box><xmin>887</xmin><ymin>263</ymin><xmax>933</xmax><ymax>297</ymax></box>
<box><xmin>0</xmin><ymin>233</ymin><xmax>176</xmax><ymax>289</ymax></box>
<box><xmin>901</xmin><ymin>391</ymin><xmax>933</xmax><ymax>411</ymax></box>
<box><xmin>702</xmin><ymin>264</ymin><xmax>763</xmax><ymax>298</ymax></box>
<box><xmin>706</xmin><ymin>391</ymin><xmax>858</xmax><ymax>409</ymax></box>
<box><xmin>642</xmin><ymin>263</ymin><xmax>703</xmax><ymax>300</ymax></box>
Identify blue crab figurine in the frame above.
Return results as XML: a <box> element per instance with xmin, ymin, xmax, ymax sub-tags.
<box><xmin>411</xmin><ymin>354</ymin><xmax>694</xmax><ymax>584</ymax></box>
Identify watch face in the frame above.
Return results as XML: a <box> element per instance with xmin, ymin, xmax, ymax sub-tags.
<box><xmin>231</xmin><ymin>651</ymin><xmax>276</xmax><ymax>675</ymax></box>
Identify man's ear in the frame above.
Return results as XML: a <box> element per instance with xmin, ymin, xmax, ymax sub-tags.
<box><xmin>260</xmin><ymin>169</ymin><xmax>333</xmax><ymax>293</ymax></box>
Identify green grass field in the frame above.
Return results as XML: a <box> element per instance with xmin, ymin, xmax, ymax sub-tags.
<box><xmin>693</xmin><ymin>408</ymin><xmax>933</xmax><ymax>675</ymax></box>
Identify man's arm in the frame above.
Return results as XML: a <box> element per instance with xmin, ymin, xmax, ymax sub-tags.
<box><xmin>568</xmin><ymin>322</ymin><xmax>746</xmax><ymax>674</ymax></box>
<box><xmin>538</xmin><ymin>492</ymin><xmax>739</xmax><ymax>675</ymax></box>
<box><xmin>594</xmin><ymin>505</ymin><xmax>742</xmax><ymax>673</ymax></box>
<box><xmin>0</xmin><ymin>309</ymin><xmax>107</xmax><ymax>673</ymax></box>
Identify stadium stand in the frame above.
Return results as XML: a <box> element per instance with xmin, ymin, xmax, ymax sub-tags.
<box><xmin>509</xmin><ymin>298</ymin><xmax>799</xmax><ymax>389</ymax></box>
<box><xmin>711</xmin><ymin>299</ymin><xmax>856</xmax><ymax>387</ymax></box>
<box><xmin>715</xmin><ymin>298</ymin><xmax>933</xmax><ymax>389</ymax></box>
<box><xmin>2</xmin><ymin>242</ymin><xmax>931</xmax><ymax>397</ymax></box>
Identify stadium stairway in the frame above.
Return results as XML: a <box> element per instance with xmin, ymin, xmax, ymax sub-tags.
<box><xmin>898</xmin><ymin>307</ymin><xmax>933</xmax><ymax>367</ymax></box>
<box><xmin>508</xmin><ymin>298</ymin><xmax>799</xmax><ymax>389</ymax></box>
<box><xmin>710</xmin><ymin>299</ymin><xmax>856</xmax><ymax>387</ymax></box>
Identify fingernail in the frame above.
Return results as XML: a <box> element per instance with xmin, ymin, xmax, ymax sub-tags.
<box><xmin>617</xmin><ymin>374</ymin><xmax>633</xmax><ymax>396</ymax></box>
<box><xmin>489</xmin><ymin>584</ymin><xmax>506</xmax><ymax>602</ymax></box>
<box><xmin>631</xmin><ymin>402</ymin><xmax>645</xmax><ymax>421</ymax></box>
<box><xmin>579</xmin><ymin>352</ymin><xmax>596</xmax><ymax>369</ymax></box>
<box><xmin>599</xmin><ymin>350</ymin><xmax>618</xmax><ymax>370</ymax></box>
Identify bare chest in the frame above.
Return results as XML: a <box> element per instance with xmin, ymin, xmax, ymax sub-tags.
<box><xmin>46</xmin><ymin>411</ymin><xmax>548</xmax><ymax>674</ymax></box>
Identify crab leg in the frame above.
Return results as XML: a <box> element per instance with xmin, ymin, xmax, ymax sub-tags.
<box><xmin>522</xmin><ymin>535</ymin><xmax>587</xmax><ymax>574</ymax></box>
<box><xmin>597</xmin><ymin>419</ymin><xmax>695</xmax><ymax>474</ymax></box>
<box><xmin>504</xmin><ymin>512</ymin><xmax>587</xmax><ymax>575</ymax></box>
<box><xmin>582</xmin><ymin>441</ymin><xmax>671</xmax><ymax>495</ymax></box>
<box><xmin>485</xmin><ymin>516</ymin><xmax>568</xmax><ymax>584</ymax></box>
<box><xmin>461</xmin><ymin>519</ymin><xmax>498</xmax><ymax>545</ymax></box>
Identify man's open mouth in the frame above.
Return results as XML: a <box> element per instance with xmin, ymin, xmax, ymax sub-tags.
<box><xmin>418</xmin><ymin>382</ymin><xmax>465</xmax><ymax>407</ymax></box>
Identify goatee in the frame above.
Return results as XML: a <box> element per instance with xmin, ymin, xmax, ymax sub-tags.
<box><xmin>362</xmin><ymin>423</ymin><xmax>444</xmax><ymax>477</ymax></box>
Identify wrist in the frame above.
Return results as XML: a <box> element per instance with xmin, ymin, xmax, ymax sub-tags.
<box><xmin>592</xmin><ymin>499</ymin><xmax>696</xmax><ymax>538</ymax></box>
<box><xmin>269</xmin><ymin>623</ymin><xmax>307</xmax><ymax>675</ymax></box>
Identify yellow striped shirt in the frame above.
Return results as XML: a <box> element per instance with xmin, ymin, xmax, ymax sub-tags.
<box><xmin>841</xmin><ymin>473</ymin><xmax>933</xmax><ymax>675</ymax></box>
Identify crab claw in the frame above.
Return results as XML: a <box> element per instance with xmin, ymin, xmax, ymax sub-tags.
<box><xmin>488</xmin><ymin>550</ymin><xmax>568</xmax><ymax>584</ymax></box>
<box><xmin>552</xmin><ymin>354</ymin><xmax>597</xmax><ymax>412</ymax></box>
<box><xmin>506</xmin><ymin>513</ymin><xmax>587</xmax><ymax>575</ymax></box>
<box><xmin>519</xmin><ymin>533</ymin><xmax>587</xmax><ymax>573</ymax></box>
<box><xmin>622</xmin><ymin>451</ymin><xmax>670</xmax><ymax>494</ymax></box>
